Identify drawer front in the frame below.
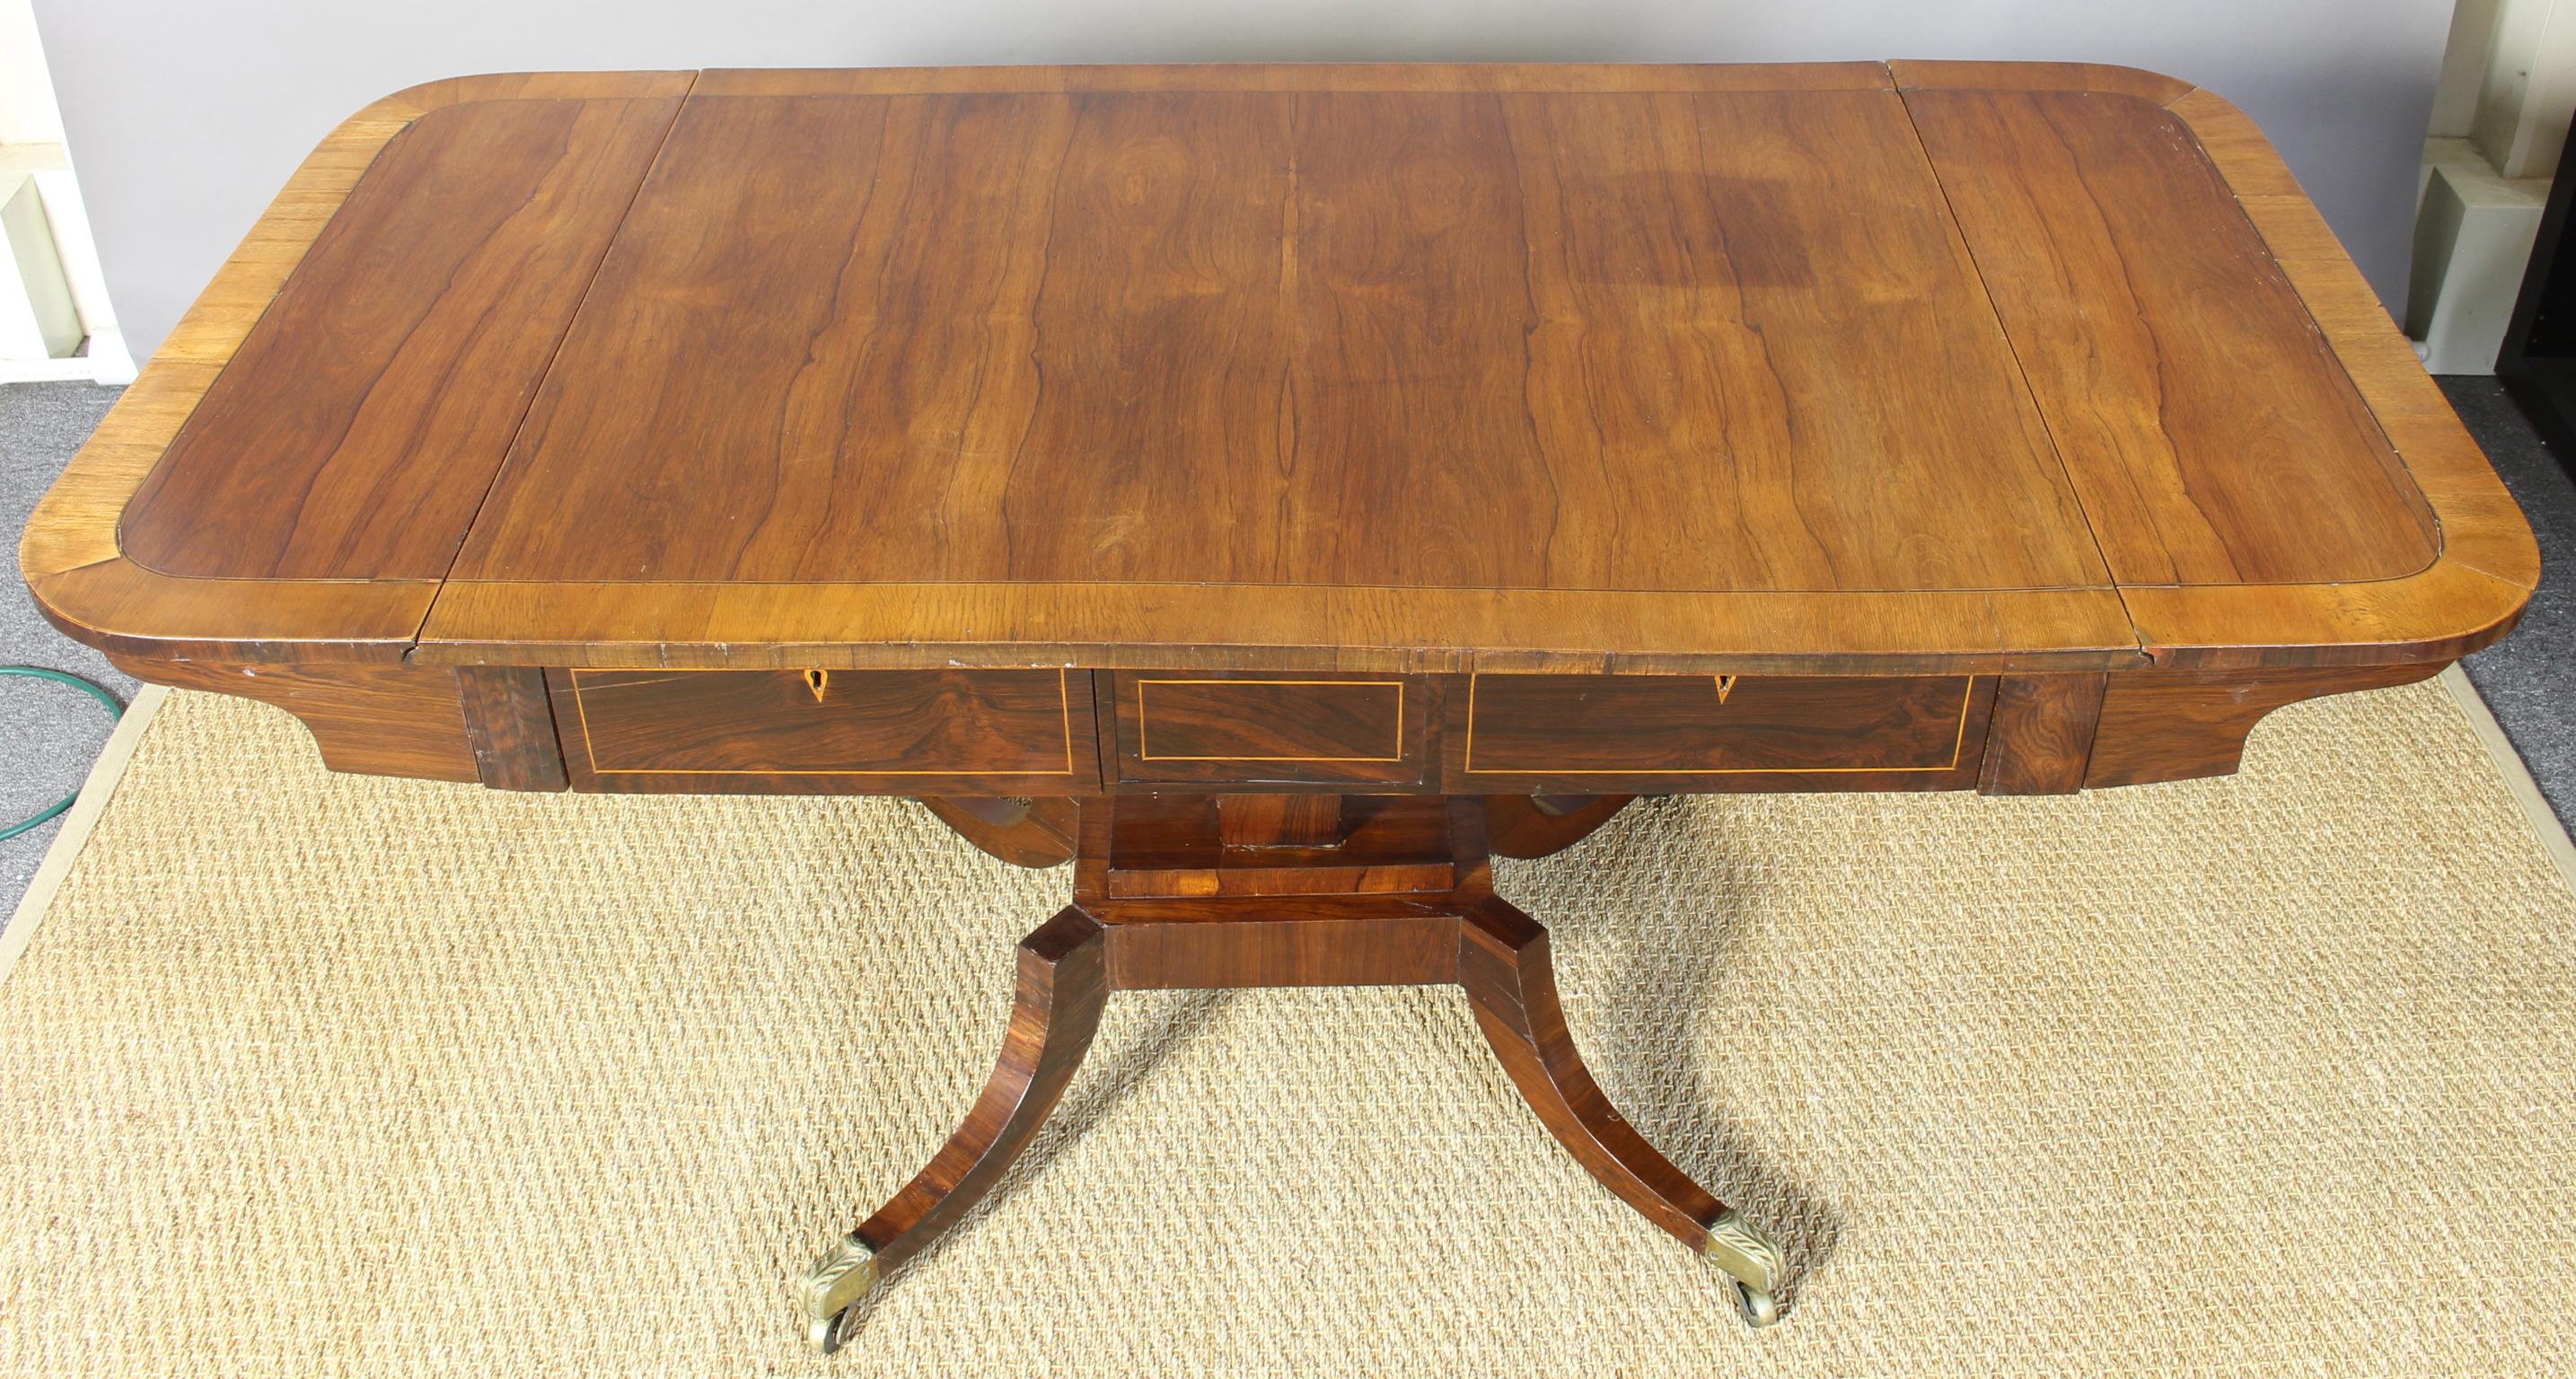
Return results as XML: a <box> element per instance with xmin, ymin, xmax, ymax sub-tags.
<box><xmin>552</xmin><ymin>668</ymin><xmax>1095</xmax><ymax>794</ymax></box>
<box><xmin>1458</xmin><ymin>673</ymin><xmax>1989</xmax><ymax>792</ymax></box>
<box><xmin>1109</xmin><ymin>672</ymin><xmax>1429</xmax><ymax>786</ymax></box>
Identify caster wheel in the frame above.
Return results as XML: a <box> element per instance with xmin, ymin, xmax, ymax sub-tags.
<box><xmin>1703</xmin><ymin>1208</ymin><xmax>1786</xmax><ymax>1329</ymax></box>
<box><xmin>1734</xmin><ymin>1282</ymin><xmax>1780</xmax><ymax>1329</ymax></box>
<box><xmin>807</xmin><ymin>1309</ymin><xmax>848</xmax><ymax>1355</ymax></box>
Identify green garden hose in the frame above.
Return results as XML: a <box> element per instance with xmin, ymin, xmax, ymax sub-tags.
<box><xmin>2</xmin><ymin>666</ymin><xmax>125</xmax><ymax>842</ymax></box>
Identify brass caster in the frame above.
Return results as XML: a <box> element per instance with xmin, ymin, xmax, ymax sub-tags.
<box><xmin>1734</xmin><ymin>1282</ymin><xmax>1780</xmax><ymax>1329</ymax></box>
<box><xmin>806</xmin><ymin>1311</ymin><xmax>844</xmax><ymax>1356</ymax></box>
<box><xmin>1702</xmin><ymin>1208</ymin><xmax>1787</xmax><ymax>1330</ymax></box>
<box><xmin>797</xmin><ymin>1234</ymin><xmax>881</xmax><ymax>1355</ymax></box>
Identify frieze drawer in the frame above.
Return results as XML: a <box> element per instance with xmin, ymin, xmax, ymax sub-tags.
<box><xmin>550</xmin><ymin>668</ymin><xmax>1094</xmax><ymax>795</ymax></box>
<box><xmin>1457</xmin><ymin>674</ymin><xmax>1991</xmax><ymax>791</ymax></box>
<box><xmin>1109</xmin><ymin>672</ymin><xmax>1429</xmax><ymax>786</ymax></box>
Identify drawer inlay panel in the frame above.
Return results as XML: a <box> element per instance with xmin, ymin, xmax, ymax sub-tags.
<box><xmin>1136</xmin><ymin>679</ymin><xmax>1407</xmax><ymax>763</ymax></box>
<box><xmin>1110</xmin><ymin>673</ymin><xmax>1427</xmax><ymax>786</ymax></box>
<box><xmin>1464</xmin><ymin>674</ymin><xmax>1977</xmax><ymax>776</ymax></box>
<box><xmin>566</xmin><ymin>668</ymin><xmax>1077</xmax><ymax>777</ymax></box>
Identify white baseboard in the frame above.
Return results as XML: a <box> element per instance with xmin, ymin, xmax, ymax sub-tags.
<box><xmin>0</xmin><ymin>352</ymin><xmax>114</xmax><ymax>383</ymax></box>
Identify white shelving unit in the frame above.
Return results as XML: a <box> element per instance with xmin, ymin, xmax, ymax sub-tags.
<box><xmin>0</xmin><ymin>0</ymin><xmax>134</xmax><ymax>385</ymax></box>
<box><xmin>2409</xmin><ymin>0</ymin><xmax>2576</xmax><ymax>373</ymax></box>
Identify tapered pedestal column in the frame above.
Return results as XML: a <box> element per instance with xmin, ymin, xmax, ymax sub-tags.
<box><xmin>802</xmin><ymin>794</ymin><xmax>1782</xmax><ymax>1351</ymax></box>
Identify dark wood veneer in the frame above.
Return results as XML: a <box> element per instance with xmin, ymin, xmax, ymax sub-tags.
<box><xmin>917</xmin><ymin>797</ymin><xmax>1079</xmax><ymax>868</ymax></box>
<box><xmin>2084</xmin><ymin>663</ymin><xmax>2444</xmax><ymax>786</ymax></box>
<box><xmin>458</xmin><ymin>666</ymin><xmax>567</xmax><ymax>792</ymax></box>
<box><xmin>1132</xmin><ymin>677</ymin><xmax>1405</xmax><ymax>762</ymax></box>
<box><xmin>1978</xmin><ymin>674</ymin><xmax>2108</xmax><ymax>795</ymax></box>
<box><xmin>550</xmin><ymin>669</ymin><xmax>1093</xmax><ymax>795</ymax></box>
<box><xmin>1483</xmin><ymin>795</ymin><xmax>1638</xmax><ymax>858</ymax></box>
<box><xmin>25</xmin><ymin>65</ymin><xmax>2535</xmax><ymax>676</ymax></box>
<box><xmin>448</xmin><ymin>83</ymin><xmax>2106</xmax><ymax>601</ymax></box>
<box><xmin>110</xmin><ymin>655</ymin><xmax>479</xmax><ymax>782</ymax></box>
<box><xmin>1455</xmin><ymin>673</ymin><xmax>1991</xmax><ymax>793</ymax></box>
<box><xmin>1107</xmin><ymin>672</ymin><xmax>1430</xmax><ymax>788</ymax></box>
<box><xmin>1903</xmin><ymin>86</ymin><xmax>2436</xmax><ymax>586</ymax></box>
<box><xmin>122</xmin><ymin>94</ymin><xmax>685</xmax><ymax>583</ymax></box>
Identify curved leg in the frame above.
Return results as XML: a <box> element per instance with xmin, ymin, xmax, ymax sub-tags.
<box><xmin>1457</xmin><ymin>898</ymin><xmax>1785</xmax><ymax>1325</ymax></box>
<box><xmin>799</xmin><ymin>907</ymin><xmax>1108</xmax><ymax>1351</ymax></box>
<box><xmin>917</xmin><ymin>796</ymin><xmax>1079</xmax><ymax>868</ymax></box>
<box><xmin>1482</xmin><ymin>795</ymin><xmax>1635</xmax><ymax>860</ymax></box>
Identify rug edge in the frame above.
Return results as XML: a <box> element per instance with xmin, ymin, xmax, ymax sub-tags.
<box><xmin>2439</xmin><ymin>664</ymin><xmax>2576</xmax><ymax>893</ymax></box>
<box><xmin>0</xmin><ymin>682</ymin><xmax>168</xmax><ymax>987</ymax></box>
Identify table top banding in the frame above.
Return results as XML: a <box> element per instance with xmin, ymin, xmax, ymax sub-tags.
<box><xmin>22</xmin><ymin>62</ymin><xmax>2535</xmax><ymax>675</ymax></box>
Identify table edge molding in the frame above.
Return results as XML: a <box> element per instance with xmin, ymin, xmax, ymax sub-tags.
<box><xmin>20</xmin><ymin>62</ymin><xmax>2535</xmax><ymax>673</ymax></box>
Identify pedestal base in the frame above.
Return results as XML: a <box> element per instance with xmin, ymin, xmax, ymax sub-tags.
<box><xmin>800</xmin><ymin>794</ymin><xmax>1784</xmax><ymax>1352</ymax></box>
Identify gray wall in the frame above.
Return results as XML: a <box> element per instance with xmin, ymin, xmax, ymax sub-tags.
<box><xmin>40</xmin><ymin>0</ymin><xmax>2453</xmax><ymax>365</ymax></box>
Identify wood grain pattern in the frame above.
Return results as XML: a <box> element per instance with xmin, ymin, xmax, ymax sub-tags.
<box><xmin>2135</xmin><ymin>93</ymin><xmax>2538</xmax><ymax>667</ymax></box>
<box><xmin>2083</xmin><ymin>663</ymin><xmax>2442</xmax><ymax>786</ymax></box>
<box><xmin>403</xmin><ymin>66</ymin><xmax>2146</xmax><ymax>674</ymax></box>
<box><xmin>549</xmin><ymin>668</ymin><xmax>1095</xmax><ymax>795</ymax></box>
<box><xmin>1130</xmin><ymin>679</ymin><xmax>1405</xmax><ymax>762</ymax></box>
<box><xmin>1457</xmin><ymin>674</ymin><xmax>1987</xmax><ymax>791</ymax></box>
<box><xmin>1886</xmin><ymin>59</ymin><xmax>2194</xmax><ymax>104</ymax></box>
<box><xmin>1110</xmin><ymin>672</ymin><xmax>1424</xmax><ymax>786</ymax></box>
<box><xmin>1902</xmin><ymin>84</ymin><xmax>2434</xmax><ymax>585</ymax></box>
<box><xmin>109</xmin><ymin>655</ymin><xmax>478</xmax><ymax>782</ymax></box>
<box><xmin>120</xmin><ymin>92</ymin><xmax>684</xmax><ymax>581</ymax></box>
<box><xmin>2158</xmin><ymin>88</ymin><xmax>2309</xmax><ymax>198</ymax></box>
<box><xmin>32</xmin><ymin>554</ymin><xmax>447</xmax><ymax>663</ymax></box>
<box><xmin>1900</xmin><ymin>61</ymin><xmax>2536</xmax><ymax>672</ymax></box>
<box><xmin>1458</xmin><ymin>896</ymin><xmax>1725</xmax><ymax>1249</ymax></box>
<box><xmin>1101</xmin><ymin>893</ymin><xmax>1466</xmax><ymax>989</ymax></box>
<box><xmin>415</xmin><ymin>581</ymin><xmax>2143</xmax><ymax>676</ymax></box>
<box><xmin>1214</xmin><ymin>794</ymin><xmax>1347</xmax><ymax>848</ymax></box>
<box><xmin>1071</xmin><ymin>794</ymin><xmax>1490</xmax><ymax>955</ymax></box>
<box><xmin>1091</xmin><ymin>795</ymin><xmax>1464</xmax><ymax>900</ymax></box>
<box><xmin>24</xmin><ymin>63</ymin><xmax>2535</xmax><ymax>705</ymax></box>
<box><xmin>21</xmin><ymin>73</ymin><xmax>693</xmax><ymax>663</ymax></box>
<box><xmin>404</xmin><ymin>66</ymin><xmax>2519</xmax><ymax>673</ymax></box>
<box><xmin>448</xmin><ymin>83</ymin><xmax>2103</xmax><ymax>600</ymax></box>
<box><xmin>1977</xmin><ymin>673</ymin><xmax>2107</xmax><ymax>795</ymax></box>
<box><xmin>1482</xmin><ymin>795</ymin><xmax>1635</xmax><ymax>860</ymax></box>
<box><xmin>845</xmin><ymin>905</ymin><xmax>1107</xmax><ymax>1278</ymax></box>
<box><xmin>457</xmin><ymin>666</ymin><xmax>567</xmax><ymax>792</ymax></box>
<box><xmin>1498</xmin><ymin>86</ymin><xmax>2104</xmax><ymax>596</ymax></box>
<box><xmin>917</xmin><ymin>797</ymin><xmax>1079</xmax><ymax>868</ymax></box>
<box><xmin>65</xmin><ymin>62</ymin><xmax>2528</xmax><ymax>1339</ymax></box>
<box><xmin>446</xmin><ymin>89</ymin><xmax>1072</xmax><ymax>587</ymax></box>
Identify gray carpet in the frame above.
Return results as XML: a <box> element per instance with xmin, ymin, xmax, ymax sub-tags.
<box><xmin>2443</xmin><ymin>377</ymin><xmax>2576</xmax><ymax>827</ymax></box>
<box><xmin>0</xmin><ymin>379</ymin><xmax>2569</xmax><ymax>922</ymax></box>
<box><xmin>2</xmin><ymin>382</ymin><xmax>128</xmax><ymax>915</ymax></box>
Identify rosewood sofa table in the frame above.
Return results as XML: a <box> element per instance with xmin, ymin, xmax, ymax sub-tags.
<box><xmin>23</xmin><ymin>61</ymin><xmax>2534</xmax><ymax>1349</ymax></box>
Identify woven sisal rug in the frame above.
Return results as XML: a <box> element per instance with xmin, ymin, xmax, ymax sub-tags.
<box><xmin>1</xmin><ymin>681</ymin><xmax>2572</xmax><ymax>1376</ymax></box>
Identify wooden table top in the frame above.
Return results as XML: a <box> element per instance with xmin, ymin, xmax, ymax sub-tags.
<box><xmin>22</xmin><ymin>62</ymin><xmax>2536</xmax><ymax>675</ymax></box>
